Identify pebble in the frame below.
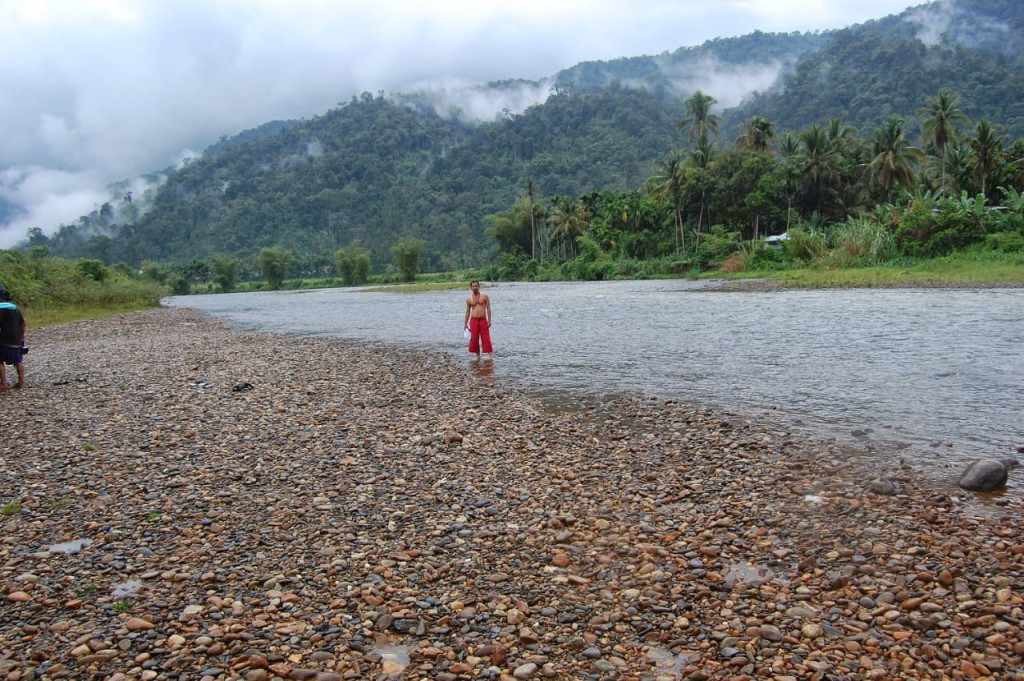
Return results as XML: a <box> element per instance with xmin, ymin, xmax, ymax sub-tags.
<box><xmin>0</xmin><ymin>307</ymin><xmax>1021</xmax><ymax>679</ymax></box>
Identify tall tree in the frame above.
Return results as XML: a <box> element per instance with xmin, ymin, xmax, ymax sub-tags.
<box><xmin>865</xmin><ymin>117</ymin><xmax>925</xmax><ymax>202</ymax></box>
<box><xmin>335</xmin><ymin>242</ymin><xmax>371</xmax><ymax>286</ymax></box>
<box><xmin>647</xmin><ymin>150</ymin><xmax>687</xmax><ymax>250</ymax></box>
<box><xmin>777</xmin><ymin>132</ymin><xmax>800</xmax><ymax>159</ymax></box>
<box><xmin>919</xmin><ymin>89</ymin><xmax>968</xmax><ymax>193</ymax></box>
<box><xmin>678</xmin><ymin>91</ymin><xmax>721</xmax><ymax>146</ymax></box>
<box><xmin>798</xmin><ymin>124</ymin><xmax>842</xmax><ymax>217</ymax></box>
<box><xmin>548</xmin><ymin>196</ymin><xmax>589</xmax><ymax>259</ymax></box>
<box><xmin>737</xmin><ymin>116</ymin><xmax>775</xmax><ymax>153</ymax></box>
<box><xmin>526</xmin><ymin>178</ymin><xmax>538</xmax><ymax>260</ymax></box>
<box><xmin>209</xmin><ymin>254</ymin><xmax>239</xmax><ymax>292</ymax></box>
<box><xmin>966</xmin><ymin>120</ymin><xmax>1007</xmax><ymax>198</ymax></box>
<box><xmin>257</xmin><ymin>246</ymin><xmax>293</xmax><ymax>290</ymax></box>
<box><xmin>390</xmin><ymin>236</ymin><xmax>425</xmax><ymax>282</ymax></box>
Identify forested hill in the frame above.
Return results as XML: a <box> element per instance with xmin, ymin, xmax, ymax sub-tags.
<box><xmin>552</xmin><ymin>30</ymin><xmax>830</xmax><ymax>103</ymax></box>
<box><xmin>734</xmin><ymin>0</ymin><xmax>1024</xmax><ymax>137</ymax></box>
<box><xmin>39</xmin><ymin>0</ymin><xmax>1024</xmax><ymax>270</ymax></box>
<box><xmin>57</xmin><ymin>87</ymin><xmax>685</xmax><ymax>272</ymax></box>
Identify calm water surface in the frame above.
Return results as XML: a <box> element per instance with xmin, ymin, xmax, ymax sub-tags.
<box><xmin>168</xmin><ymin>280</ymin><xmax>1023</xmax><ymax>482</ymax></box>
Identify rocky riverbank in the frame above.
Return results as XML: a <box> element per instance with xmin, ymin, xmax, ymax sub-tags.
<box><xmin>1</xmin><ymin>307</ymin><xmax>1022</xmax><ymax>680</ymax></box>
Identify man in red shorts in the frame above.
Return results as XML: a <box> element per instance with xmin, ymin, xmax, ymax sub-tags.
<box><xmin>463</xmin><ymin>280</ymin><xmax>493</xmax><ymax>361</ymax></box>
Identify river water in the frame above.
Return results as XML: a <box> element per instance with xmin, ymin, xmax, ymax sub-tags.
<box><xmin>167</xmin><ymin>280</ymin><xmax>1023</xmax><ymax>485</ymax></box>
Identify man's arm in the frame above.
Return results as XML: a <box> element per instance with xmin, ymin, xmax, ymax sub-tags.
<box><xmin>464</xmin><ymin>299</ymin><xmax>471</xmax><ymax>328</ymax></box>
<box><xmin>485</xmin><ymin>297</ymin><xmax>492</xmax><ymax>326</ymax></box>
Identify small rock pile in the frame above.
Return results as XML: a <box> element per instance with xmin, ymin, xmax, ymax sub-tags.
<box><xmin>1</xmin><ymin>307</ymin><xmax>1021</xmax><ymax>680</ymax></box>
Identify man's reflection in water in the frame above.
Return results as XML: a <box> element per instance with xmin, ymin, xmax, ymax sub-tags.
<box><xmin>471</xmin><ymin>358</ymin><xmax>495</xmax><ymax>383</ymax></box>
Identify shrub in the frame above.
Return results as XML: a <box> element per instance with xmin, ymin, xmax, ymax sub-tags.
<box><xmin>829</xmin><ymin>219</ymin><xmax>897</xmax><ymax>266</ymax></box>
<box><xmin>980</xmin><ymin>231</ymin><xmax>1024</xmax><ymax>253</ymax></box>
<box><xmin>77</xmin><ymin>259</ymin><xmax>107</xmax><ymax>281</ymax></box>
<box><xmin>258</xmin><ymin>246</ymin><xmax>293</xmax><ymax>290</ymax></box>
<box><xmin>696</xmin><ymin>226</ymin><xmax>742</xmax><ymax>266</ymax></box>
<box><xmin>781</xmin><ymin>227</ymin><xmax>828</xmax><ymax>261</ymax></box>
<box><xmin>720</xmin><ymin>251</ymin><xmax>749</xmax><ymax>273</ymax></box>
<box><xmin>335</xmin><ymin>244</ymin><xmax>371</xmax><ymax>286</ymax></box>
<box><xmin>168</xmin><ymin>275</ymin><xmax>190</xmax><ymax>296</ymax></box>
<box><xmin>746</xmin><ymin>246</ymin><xmax>785</xmax><ymax>271</ymax></box>
<box><xmin>209</xmin><ymin>255</ymin><xmax>239</xmax><ymax>292</ymax></box>
<box><xmin>389</xmin><ymin>237</ymin><xmax>424</xmax><ymax>283</ymax></box>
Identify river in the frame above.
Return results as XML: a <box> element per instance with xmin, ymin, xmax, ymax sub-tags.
<box><xmin>166</xmin><ymin>280</ymin><xmax>1023</xmax><ymax>487</ymax></box>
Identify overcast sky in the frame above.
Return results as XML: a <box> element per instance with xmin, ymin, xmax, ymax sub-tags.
<box><xmin>0</xmin><ymin>0</ymin><xmax>921</xmax><ymax>248</ymax></box>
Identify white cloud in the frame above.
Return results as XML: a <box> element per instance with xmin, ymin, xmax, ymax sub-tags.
<box><xmin>0</xmin><ymin>0</ymin><xmax>918</xmax><ymax>248</ymax></box>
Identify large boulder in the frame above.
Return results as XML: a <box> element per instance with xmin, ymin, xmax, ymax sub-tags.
<box><xmin>958</xmin><ymin>458</ymin><xmax>1019</xmax><ymax>491</ymax></box>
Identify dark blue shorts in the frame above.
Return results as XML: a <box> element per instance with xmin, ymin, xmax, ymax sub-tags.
<box><xmin>0</xmin><ymin>346</ymin><xmax>22</xmax><ymax>366</ymax></box>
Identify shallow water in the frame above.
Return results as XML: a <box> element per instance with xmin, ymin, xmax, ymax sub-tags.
<box><xmin>167</xmin><ymin>280</ymin><xmax>1023</xmax><ymax>484</ymax></box>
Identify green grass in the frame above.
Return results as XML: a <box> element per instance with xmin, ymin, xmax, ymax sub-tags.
<box><xmin>1</xmin><ymin>501</ymin><xmax>22</xmax><ymax>516</ymax></box>
<box><xmin>27</xmin><ymin>301</ymin><xmax>160</xmax><ymax>329</ymax></box>
<box><xmin>738</xmin><ymin>254</ymin><xmax>1024</xmax><ymax>288</ymax></box>
<box><xmin>364</xmin><ymin>281</ymin><xmax>472</xmax><ymax>293</ymax></box>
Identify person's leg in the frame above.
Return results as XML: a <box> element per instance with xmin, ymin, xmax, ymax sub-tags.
<box><xmin>0</xmin><ymin>363</ymin><xmax>7</xmax><ymax>390</ymax></box>
<box><xmin>14</xmin><ymin>361</ymin><xmax>24</xmax><ymax>388</ymax></box>
<box><xmin>479</xmin><ymin>323</ymin><xmax>493</xmax><ymax>360</ymax></box>
<box><xmin>469</xmin><ymin>318</ymin><xmax>481</xmax><ymax>360</ymax></box>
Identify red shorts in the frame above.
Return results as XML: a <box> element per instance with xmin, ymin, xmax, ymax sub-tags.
<box><xmin>468</xmin><ymin>317</ymin><xmax>492</xmax><ymax>354</ymax></box>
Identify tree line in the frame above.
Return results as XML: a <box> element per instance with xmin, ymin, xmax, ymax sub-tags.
<box><xmin>480</xmin><ymin>88</ymin><xmax>1023</xmax><ymax>281</ymax></box>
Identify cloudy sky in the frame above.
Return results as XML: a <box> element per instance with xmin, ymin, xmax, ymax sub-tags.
<box><xmin>0</xmin><ymin>0</ymin><xmax>921</xmax><ymax>248</ymax></box>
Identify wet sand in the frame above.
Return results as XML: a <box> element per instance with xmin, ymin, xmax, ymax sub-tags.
<box><xmin>1</xmin><ymin>307</ymin><xmax>1022</xmax><ymax>680</ymax></box>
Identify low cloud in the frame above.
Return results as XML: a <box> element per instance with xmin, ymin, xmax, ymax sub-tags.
<box><xmin>402</xmin><ymin>78</ymin><xmax>555</xmax><ymax>123</ymax></box>
<box><xmin>0</xmin><ymin>0</ymin><xmax>919</xmax><ymax>249</ymax></box>
<box><xmin>907</xmin><ymin>0</ymin><xmax>1015</xmax><ymax>52</ymax></box>
<box><xmin>661</xmin><ymin>57</ymin><xmax>786</xmax><ymax>108</ymax></box>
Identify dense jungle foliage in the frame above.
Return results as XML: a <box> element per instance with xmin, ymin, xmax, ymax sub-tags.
<box><xmin>24</xmin><ymin>0</ymin><xmax>1024</xmax><ymax>284</ymax></box>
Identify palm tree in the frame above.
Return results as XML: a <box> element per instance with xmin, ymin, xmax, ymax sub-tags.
<box><xmin>688</xmin><ymin>135</ymin><xmax>716</xmax><ymax>170</ymax></box>
<box><xmin>799</xmin><ymin>124</ymin><xmax>842</xmax><ymax>217</ymax></box>
<box><xmin>549</xmin><ymin>196</ymin><xmax>589</xmax><ymax>259</ymax></box>
<box><xmin>778</xmin><ymin>132</ymin><xmax>800</xmax><ymax>159</ymax></box>
<box><xmin>919</xmin><ymin>89</ymin><xmax>968</xmax><ymax>193</ymax></box>
<box><xmin>526</xmin><ymin>178</ymin><xmax>538</xmax><ymax>259</ymax></box>
<box><xmin>943</xmin><ymin>141</ymin><xmax>973</xmax><ymax>195</ymax></box>
<box><xmin>865</xmin><ymin>116</ymin><xmax>925</xmax><ymax>202</ymax></box>
<box><xmin>678</xmin><ymin>91</ymin><xmax>721</xmax><ymax>146</ymax></box>
<box><xmin>966</xmin><ymin>120</ymin><xmax>1006</xmax><ymax>198</ymax></box>
<box><xmin>684</xmin><ymin>136</ymin><xmax>717</xmax><ymax>247</ymax></box>
<box><xmin>825</xmin><ymin>118</ymin><xmax>857</xmax><ymax>152</ymax></box>
<box><xmin>647</xmin><ymin>150</ymin><xmax>687</xmax><ymax>250</ymax></box>
<box><xmin>738</xmin><ymin>116</ymin><xmax>775</xmax><ymax>153</ymax></box>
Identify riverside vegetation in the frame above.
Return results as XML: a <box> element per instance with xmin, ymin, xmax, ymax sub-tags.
<box><xmin>10</xmin><ymin>5</ymin><xmax>1024</xmax><ymax>294</ymax></box>
<box><xmin>15</xmin><ymin>83</ymin><xmax>1024</xmax><ymax>296</ymax></box>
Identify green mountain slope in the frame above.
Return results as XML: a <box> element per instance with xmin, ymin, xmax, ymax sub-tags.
<box><xmin>48</xmin><ymin>88</ymin><xmax>685</xmax><ymax>271</ymax></box>
<box><xmin>732</xmin><ymin>0</ymin><xmax>1024</xmax><ymax>136</ymax></box>
<box><xmin>40</xmin><ymin>0</ymin><xmax>1024</xmax><ymax>271</ymax></box>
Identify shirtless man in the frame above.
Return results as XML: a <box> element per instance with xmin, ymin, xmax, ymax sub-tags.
<box><xmin>464</xmin><ymin>281</ymin><xmax>493</xmax><ymax>361</ymax></box>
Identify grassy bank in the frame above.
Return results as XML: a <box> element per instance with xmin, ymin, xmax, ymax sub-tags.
<box><xmin>361</xmin><ymin>251</ymin><xmax>1024</xmax><ymax>291</ymax></box>
<box><xmin>0</xmin><ymin>253</ymin><xmax>165</xmax><ymax>328</ymax></box>
<box><xmin>27</xmin><ymin>301</ymin><xmax>162</xmax><ymax>328</ymax></box>
<box><xmin>7</xmin><ymin>249</ymin><xmax>1021</xmax><ymax>329</ymax></box>
<box><xmin>741</xmin><ymin>251</ymin><xmax>1024</xmax><ymax>288</ymax></box>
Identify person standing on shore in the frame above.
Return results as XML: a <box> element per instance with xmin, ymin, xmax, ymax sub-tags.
<box><xmin>464</xmin><ymin>280</ymin><xmax>493</xmax><ymax>361</ymax></box>
<box><xmin>0</xmin><ymin>285</ymin><xmax>27</xmax><ymax>390</ymax></box>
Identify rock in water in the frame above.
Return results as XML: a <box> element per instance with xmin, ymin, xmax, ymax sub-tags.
<box><xmin>957</xmin><ymin>458</ymin><xmax>1015</xmax><ymax>491</ymax></box>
